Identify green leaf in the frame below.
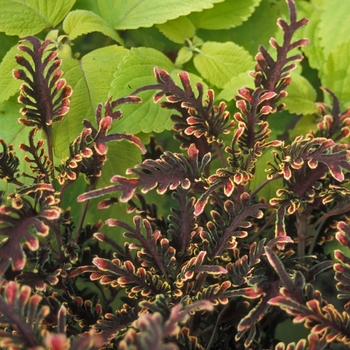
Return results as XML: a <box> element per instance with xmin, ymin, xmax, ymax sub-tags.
<box><xmin>97</xmin><ymin>141</ymin><xmax>142</xmax><ymax>189</ymax></box>
<box><xmin>288</xmin><ymin>114</ymin><xmax>318</xmax><ymax>141</ymax></box>
<box><xmin>284</xmin><ymin>73</ymin><xmax>318</xmax><ymax>115</ymax></box>
<box><xmin>72</xmin><ymin>0</ymin><xmax>101</xmax><ymax>14</ymax></box>
<box><xmin>0</xmin><ymin>44</ymin><xmax>21</xmax><ymax>103</ymax></box>
<box><xmin>189</xmin><ymin>0</ymin><xmax>261</xmax><ymax>30</ymax></box>
<box><xmin>109</xmin><ymin>47</ymin><xmax>175</xmax><ymax>134</ymax></box>
<box><xmin>123</xmin><ymin>26</ymin><xmax>179</xmax><ymax>53</ymax></box>
<box><xmin>175</xmin><ymin>47</ymin><xmax>193</xmax><ymax>67</ymax></box>
<box><xmin>63</xmin><ymin>9</ymin><xmax>123</xmax><ymax>43</ymax></box>
<box><xmin>97</xmin><ymin>0</ymin><xmax>224</xmax><ymax>30</ymax></box>
<box><xmin>0</xmin><ymin>100</ymin><xmax>33</xmax><ymax>193</ymax></box>
<box><xmin>267</xmin><ymin>110</ymin><xmax>293</xmax><ymax>142</ymax></box>
<box><xmin>217</xmin><ymin>71</ymin><xmax>254</xmax><ymax>101</ymax></box>
<box><xmin>324</xmin><ymin>239</ymin><xmax>350</xmax><ymax>260</ymax></box>
<box><xmin>0</xmin><ymin>101</ymin><xmax>22</xmax><ymax>141</ymax></box>
<box><xmin>193</xmin><ymin>41</ymin><xmax>254</xmax><ymax>89</ymax></box>
<box><xmin>0</xmin><ymin>0</ymin><xmax>76</xmax><ymax>36</ymax></box>
<box><xmin>298</xmin><ymin>1</ymin><xmax>324</xmax><ymax>71</ymax></box>
<box><xmin>319</xmin><ymin>0</ymin><xmax>350</xmax><ymax>60</ymax></box>
<box><xmin>322</xmin><ymin>41</ymin><xmax>350</xmax><ymax>107</ymax></box>
<box><xmin>0</xmin><ymin>32</ymin><xmax>18</xmax><ymax>62</ymax></box>
<box><xmin>156</xmin><ymin>16</ymin><xmax>196</xmax><ymax>44</ymax></box>
<box><xmin>195</xmin><ymin>0</ymin><xmax>280</xmax><ymax>58</ymax></box>
<box><xmin>53</xmin><ymin>45</ymin><xmax>129</xmax><ymax>157</ymax></box>
<box><xmin>274</xmin><ymin>318</ymin><xmax>309</xmax><ymax>345</ymax></box>
<box><xmin>249</xmin><ymin>148</ymin><xmax>283</xmax><ymax>202</ymax></box>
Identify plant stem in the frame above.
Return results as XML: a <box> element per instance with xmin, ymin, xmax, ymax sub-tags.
<box><xmin>46</xmin><ymin>125</ymin><xmax>56</xmax><ymax>190</ymax></box>
<box><xmin>296</xmin><ymin>212</ymin><xmax>306</xmax><ymax>259</ymax></box>
<box><xmin>75</xmin><ymin>198</ymin><xmax>90</xmax><ymax>242</ymax></box>
<box><xmin>250</xmin><ymin>174</ymin><xmax>282</xmax><ymax>198</ymax></box>
<box><xmin>211</xmin><ymin>141</ymin><xmax>227</xmax><ymax>167</ymax></box>
<box><xmin>205</xmin><ymin>303</ymin><xmax>230</xmax><ymax>350</ymax></box>
<box><xmin>75</xmin><ymin>181</ymin><xmax>97</xmax><ymax>242</ymax></box>
<box><xmin>49</xmin><ymin>220</ymin><xmax>63</xmax><ymax>260</ymax></box>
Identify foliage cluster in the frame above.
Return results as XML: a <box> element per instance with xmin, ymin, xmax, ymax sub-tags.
<box><xmin>0</xmin><ymin>0</ymin><xmax>350</xmax><ymax>349</ymax></box>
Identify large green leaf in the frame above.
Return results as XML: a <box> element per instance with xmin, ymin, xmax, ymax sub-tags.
<box><xmin>0</xmin><ymin>32</ymin><xmax>18</xmax><ymax>61</ymax></box>
<box><xmin>189</xmin><ymin>0</ymin><xmax>261</xmax><ymax>30</ymax></box>
<box><xmin>63</xmin><ymin>10</ymin><xmax>123</xmax><ymax>43</ymax></box>
<box><xmin>0</xmin><ymin>100</ymin><xmax>33</xmax><ymax>193</ymax></box>
<box><xmin>217</xmin><ymin>71</ymin><xmax>254</xmax><ymax>101</ymax></box>
<box><xmin>283</xmin><ymin>73</ymin><xmax>318</xmax><ymax>115</ymax></box>
<box><xmin>324</xmin><ymin>238</ymin><xmax>350</xmax><ymax>260</ymax></box>
<box><xmin>193</xmin><ymin>41</ymin><xmax>254</xmax><ymax>89</ymax></box>
<box><xmin>97</xmin><ymin>0</ymin><xmax>224</xmax><ymax>30</ymax></box>
<box><xmin>319</xmin><ymin>0</ymin><xmax>350</xmax><ymax>60</ymax></box>
<box><xmin>222</xmin><ymin>0</ymin><xmax>282</xmax><ymax>56</ymax></box>
<box><xmin>288</xmin><ymin>114</ymin><xmax>318</xmax><ymax>141</ymax></box>
<box><xmin>249</xmin><ymin>149</ymin><xmax>283</xmax><ymax>202</ymax></box>
<box><xmin>212</xmin><ymin>0</ymin><xmax>310</xmax><ymax>58</ymax></box>
<box><xmin>156</xmin><ymin>16</ymin><xmax>196</xmax><ymax>44</ymax></box>
<box><xmin>322</xmin><ymin>41</ymin><xmax>350</xmax><ymax>107</ymax></box>
<box><xmin>299</xmin><ymin>3</ymin><xmax>324</xmax><ymax>72</ymax></box>
<box><xmin>0</xmin><ymin>0</ymin><xmax>76</xmax><ymax>36</ymax></box>
<box><xmin>53</xmin><ymin>45</ymin><xmax>129</xmax><ymax>157</ymax></box>
<box><xmin>0</xmin><ymin>44</ymin><xmax>21</xmax><ymax>103</ymax></box>
<box><xmin>97</xmin><ymin>141</ymin><xmax>142</xmax><ymax>189</ymax></box>
<box><xmin>71</xmin><ymin>0</ymin><xmax>101</xmax><ymax>14</ymax></box>
<box><xmin>109</xmin><ymin>47</ymin><xmax>175</xmax><ymax>134</ymax></box>
<box><xmin>123</xmin><ymin>26</ymin><xmax>179</xmax><ymax>53</ymax></box>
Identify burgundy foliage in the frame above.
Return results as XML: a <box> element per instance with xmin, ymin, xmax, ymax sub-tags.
<box><xmin>1</xmin><ymin>1</ymin><xmax>350</xmax><ymax>349</ymax></box>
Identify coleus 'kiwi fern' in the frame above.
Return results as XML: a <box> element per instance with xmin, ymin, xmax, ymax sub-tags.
<box><xmin>0</xmin><ymin>0</ymin><xmax>350</xmax><ymax>349</ymax></box>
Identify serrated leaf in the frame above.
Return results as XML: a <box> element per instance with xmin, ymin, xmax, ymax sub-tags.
<box><xmin>97</xmin><ymin>0</ymin><xmax>224</xmax><ymax>30</ymax></box>
<box><xmin>284</xmin><ymin>73</ymin><xmax>318</xmax><ymax>115</ymax></box>
<box><xmin>193</xmin><ymin>41</ymin><xmax>254</xmax><ymax>89</ymax></box>
<box><xmin>322</xmin><ymin>41</ymin><xmax>350</xmax><ymax>107</ymax></box>
<box><xmin>109</xmin><ymin>47</ymin><xmax>175</xmax><ymax>134</ymax></box>
<box><xmin>0</xmin><ymin>0</ymin><xmax>76</xmax><ymax>36</ymax></box>
<box><xmin>189</xmin><ymin>0</ymin><xmax>261</xmax><ymax>30</ymax></box>
<box><xmin>63</xmin><ymin>9</ymin><xmax>123</xmax><ymax>43</ymax></box>
<box><xmin>319</xmin><ymin>0</ymin><xmax>350</xmax><ymax>60</ymax></box>
<box><xmin>53</xmin><ymin>45</ymin><xmax>129</xmax><ymax>157</ymax></box>
<box><xmin>217</xmin><ymin>71</ymin><xmax>254</xmax><ymax>101</ymax></box>
<box><xmin>156</xmin><ymin>16</ymin><xmax>196</xmax><ymax>44</ymax></box>
<box><xmin>299</xmin><ymin>1</ymin><xmax>324</xmax><ymax>71</ymax></box>
<box><xmin>0</xmin><ymin>44</ymin><xmax>21</xmax><ymax>103</ymax></box>
<box><xmin>202</xmin><ymin>0</ymin><xmax>280</xmax><ymax>57</ymax></box>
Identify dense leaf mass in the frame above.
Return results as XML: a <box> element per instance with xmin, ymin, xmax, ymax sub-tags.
<box><xmin>0</xmin><ymin>0</ymin><xmax>350</xmax><ymax>349</ymax></box>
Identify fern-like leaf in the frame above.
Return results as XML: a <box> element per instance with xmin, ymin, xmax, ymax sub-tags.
<box><xmin>0</xmin><ymin>281</ymin><xmax>50</xmax><ymax>348</ymax></box>
<box><xmin>0</xmin><ymin>184</ymin><xmax>60</xmax><ymax>275</ymax></box>
<box><xmin>0</xmin><ymin>140</ymin><xmax>20</xmax><ymax>183</ymax></box>
<box><xmin>78</xmin><ymin>143</ymin><xmax>210</xmax><ymax>202</ymax></box>
<box><xmin>57</xmin><ymin>96</ymin><xmax>145</xmax><ymax>187</ymax></box>
<box><xmin>334</xmin><ymin>221</ymin><xmax>350</xmax><ymax>310</ymax></box>
<box><xmin>118</xmin><ymin>297</ymin><xmax>213</xmax><ymax>350</ymax></box>
<box><xmin>13</xmin><ymin>36</ymin><xmax>72</xmax><ymax>131</ymax></box>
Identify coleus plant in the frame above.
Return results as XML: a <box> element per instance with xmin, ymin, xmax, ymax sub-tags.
<box><xmin>1</xmin><ymin>0</ymin><xmax>350</xmax><ymax>349</ymax></box>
